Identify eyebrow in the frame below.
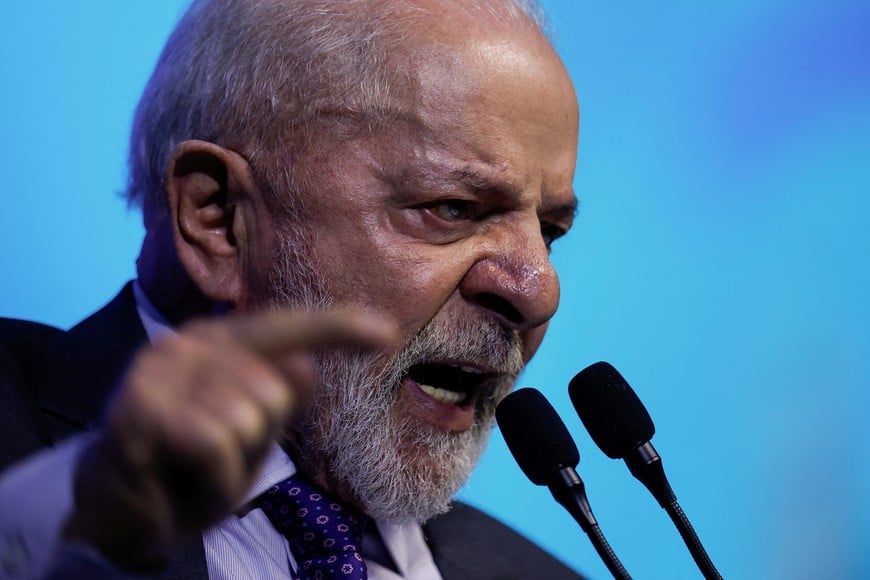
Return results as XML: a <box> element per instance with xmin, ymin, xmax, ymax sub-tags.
<box><xmin>448</xmin><ymin>166</ymin><xmax>520</xmax><ymax>197</ymax></box>
<box><xmin>448</xmin><ymin>165</ymin><xmax>579</xmax><ymax>220</ymax></box>
<box><xmin>544</xmin><ymin>197</ymin><xmax>579</xmax><ymax>220</ymax></box>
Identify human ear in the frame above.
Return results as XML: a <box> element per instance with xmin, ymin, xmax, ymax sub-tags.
<box><xmin>163</xmin><ymin>140</ymin><xmax>257</xmax><ymax>306</ymax></box>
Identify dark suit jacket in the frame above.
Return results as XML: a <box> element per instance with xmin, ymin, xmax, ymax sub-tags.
<box><xmin>0</xmin><ymin>284</ymin><xmax>583</xmax><ymax>579</ymax></box>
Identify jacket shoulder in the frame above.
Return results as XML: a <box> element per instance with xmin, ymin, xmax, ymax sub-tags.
<box><xmin>0</xmin><ymin>317</ymin><xmax>62</xmax><ymax>356</ymax></box>
<box><xmin>0</xmin><ymin>317</ymin><xmax>62</xmax><ymax>392</ymax></box>
<box><xmin>0</xmin><ymin>318</ymin><xmax>63</xmax><ymax>469</ymax></box>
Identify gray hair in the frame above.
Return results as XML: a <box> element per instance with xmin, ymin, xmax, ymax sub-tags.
<box><xmin>127</xmin><ymin>0</ymin><xmax>547</xmax><ymax>223</ymax></box>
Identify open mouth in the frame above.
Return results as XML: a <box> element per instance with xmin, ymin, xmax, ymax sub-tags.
<box><xmin>405</xmin><ymin>362</ymin><xmax>492</xmax><ymax>406</ymax></box>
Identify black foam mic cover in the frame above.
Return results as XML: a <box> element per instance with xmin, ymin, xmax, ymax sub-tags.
<box><xmin>571</xmin><ymin>363</ymin><xmax>724</xmax><ymax>579</ymax></box>
<box><xmin>496</xmin><ymin>387</ymin><xmax>580</xmax><ymax>486</ymax></box>
<box><xmin>569</xmin><ymin>361</ymin><xmax>655</xmax><ymax>459</ymax></box>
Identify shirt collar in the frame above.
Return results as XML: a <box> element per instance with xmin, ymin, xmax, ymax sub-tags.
<box><xmin>131</xmin><ymin>280</ymin><xmax>175</xmax><ymax>344</ymax></box>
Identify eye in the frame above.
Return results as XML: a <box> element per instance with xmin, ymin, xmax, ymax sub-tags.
<box><xmin>541</xmin><ymin>223</ymin><xmax>567</xmax><ymax>249</ymax></box>
<box><xmin>427</xmin><ymin>199</ymin><xmax>475</xmax><ymax>221</ymax></box>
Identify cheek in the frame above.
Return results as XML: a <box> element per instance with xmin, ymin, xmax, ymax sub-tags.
<box><xmin>367</xmin><ymin>249</ymin><xmax>470</xmax><ymax>328</ymax></box>
<box><xmin>521</xmin><ymin>323</ymin><xmax>549</xmax><ymax>363</ymax></box>
<box><xmin>314</xmin><ymin>233</ymin><xmax>470</xmax><ymax>330</ymax></box>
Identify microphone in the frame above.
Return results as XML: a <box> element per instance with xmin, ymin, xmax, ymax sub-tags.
<box><xmin>569</xmin><ymin>362</ymin><xmax>723</xmax><ymax>580</ymax></box>
<box><xmin>497</xmin><ymin>387</ymin><xmax>632</xmax><ymax>580</ymax></box>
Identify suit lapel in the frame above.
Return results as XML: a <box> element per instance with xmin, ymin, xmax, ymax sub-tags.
<box><xmin>424</xmin><ymin>502</ymin><xmax>585</xmax><ymax>580</ymax></box>
<box><xmin>423</xmin><ymin>503</ymin><xmax>489</xmax><ymax>580</ymax></box>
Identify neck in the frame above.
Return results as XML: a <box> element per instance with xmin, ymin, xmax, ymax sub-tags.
<box><xmin>136</xmin><ymin>224</ymin><xmax>216</xmax><ymax>325</ymax></box>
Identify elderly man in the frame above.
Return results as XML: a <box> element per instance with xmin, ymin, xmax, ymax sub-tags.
<box><xmin>0</xmin><ymin>0</ymin><xmax>581</xmax><ymax>577</ymax></box>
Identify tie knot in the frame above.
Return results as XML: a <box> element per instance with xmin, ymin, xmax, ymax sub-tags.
<box><xmin>257</xmin><ymin>474</ymin><xmax>368</xmax><ymax>579</ymax></box>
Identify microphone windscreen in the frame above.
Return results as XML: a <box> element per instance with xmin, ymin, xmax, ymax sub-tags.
<box><xmin>496</xmin><ymin>387</ymin><xmax>580</xmax><ymax>486</ymax></box>
<box><xmin>569</xmin><ymin>362</ymin><xmax>655</xmax><ymax>459</ymax></box>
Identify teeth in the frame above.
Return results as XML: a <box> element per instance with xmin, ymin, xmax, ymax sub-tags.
<box><xmin>447</xmin><ymin>363</ymin><xmax>486</xmax><ymax>374</ymax></box>
<box><xmin>418</xmin><ymin>384</ymin><xmax>466</xmax><ymax>405</ymax></box>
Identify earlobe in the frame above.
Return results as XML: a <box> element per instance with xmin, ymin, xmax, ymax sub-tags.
<box><xmin>164</xmin><ymin>140</ymin><xmax>256</xmax><ymax>306</ymax></box>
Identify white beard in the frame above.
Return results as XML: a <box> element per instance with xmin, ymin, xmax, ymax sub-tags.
<box><xmin>266</xmin><ymin>228</ymin><xmax>523</xmax><ymax>522</ymax></box>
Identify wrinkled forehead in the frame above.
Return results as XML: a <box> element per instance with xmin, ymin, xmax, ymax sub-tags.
<box><xmin>393</xmin><ymin>8</ymin><xmax>577</xmax><ymax>142</ymax></box>
<box><xmin>279</xmin><ymin>1</ymin><xmax>573</xmax><ymax>150</ymax></box>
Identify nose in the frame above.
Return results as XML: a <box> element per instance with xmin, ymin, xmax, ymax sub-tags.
<box><xmin>459</xmin><ymin>220</ymin><xmax>560</xmax><ymax>330</ymax></box>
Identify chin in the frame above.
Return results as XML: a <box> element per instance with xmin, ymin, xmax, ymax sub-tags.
<box><xmin>297</xmin><ymin>377</ymin><xmax>498</xmax><ymax>523</ymax></box>
<box><xmin>355</xmin><ymin>415</ymin><xmax>494</xmax><ymax>523</ymax></box>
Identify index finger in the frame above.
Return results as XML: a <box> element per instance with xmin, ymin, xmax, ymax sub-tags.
<box><xmin>223</xmin><ymin>308</ymin><xmax>398</xmax><ymax>358</ymax></box>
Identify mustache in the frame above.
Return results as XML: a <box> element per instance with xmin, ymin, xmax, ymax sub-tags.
<box><xmin>311</xmin><ymin>311</ymin><xmax>525</xmax><ymax>407</ymax></box>
<box><xmin>388</xmin><ymin>313</ymin><xmax>525</xmax><ymax>381</ymax></box>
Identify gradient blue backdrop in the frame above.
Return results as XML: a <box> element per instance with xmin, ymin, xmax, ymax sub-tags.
<box><xmin>1</xmin><ymin>2</ymin><xmax>867</xmax><ymax>578</ymax></box>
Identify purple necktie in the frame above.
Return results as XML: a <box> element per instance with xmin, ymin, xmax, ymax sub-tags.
<box><xmin>257</xmin><ymin>474</ymin><xmax>368</xmax><ymax>580</ymax></box>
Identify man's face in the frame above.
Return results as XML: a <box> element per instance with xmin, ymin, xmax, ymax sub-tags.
<box><xmin>254</xmin><ymin>17</ymin><xmax>579</xmax><ymax>521</ymax></box>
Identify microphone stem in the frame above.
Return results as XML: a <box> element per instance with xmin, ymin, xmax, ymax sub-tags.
<box><xmin>587</xmin><ymin>523</ymin><xmax>632</xmax><ymax>580</ymax></box>
<box><xmin>664</xmin><ymin>500</ymin><xmax>723</xmax><ymax>580</ymax></box>
<box><xmin>625</xmin><ymin>443</ymin><xmax>722</xmax><ymax>580</ymax></box>
<box><xmin>551</xmin><ymin>469</ymin><xmax>632</xmax><ymax>580</ymax></box>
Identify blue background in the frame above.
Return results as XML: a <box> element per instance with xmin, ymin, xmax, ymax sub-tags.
<box><xmin>1</xmin><ymin>2</ymin><xmax>867</xmax><ymax>578</ymax></box>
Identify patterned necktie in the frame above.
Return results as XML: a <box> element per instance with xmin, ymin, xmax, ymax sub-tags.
<box><xmin>257</xmin><ymin>474</ymin><xmax>368</xmax><ymax>580</ymax></box>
